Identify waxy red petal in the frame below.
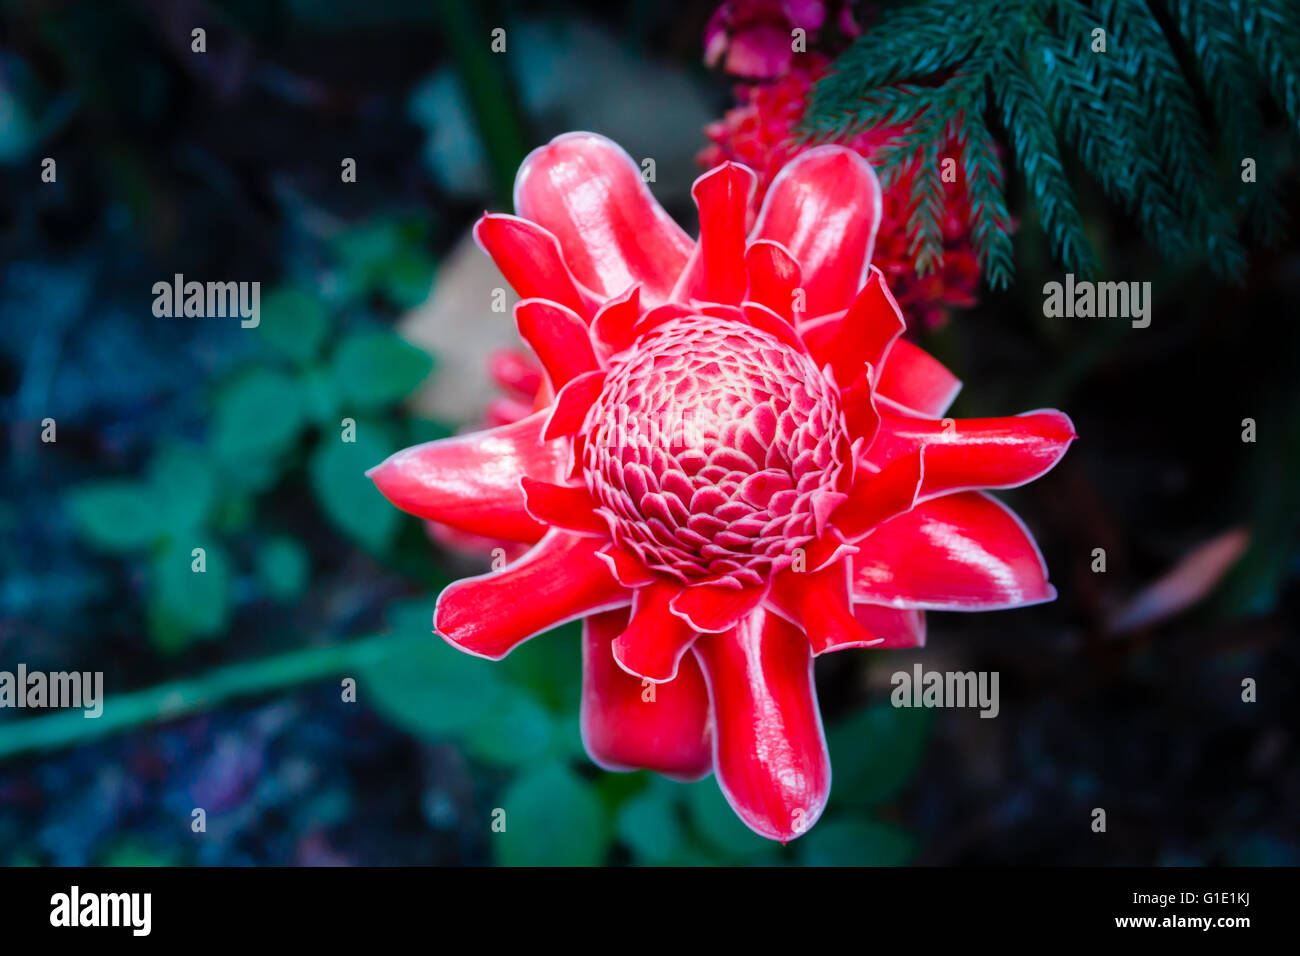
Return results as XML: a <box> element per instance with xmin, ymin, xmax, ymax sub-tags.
<box><xmin>670</xmin><ymin>583</ymin><xmax>768</xmax><ymax>632</ymax></box>
<box><xmin>853</xmin><ymin>492</ymin><xmax>1056</xmax><ymax>610</ymax></box>
<box><xmin>473</xmin><ymin>214</ymin><xmax>599</xmax><ymax>319</ymax></box>
<box><xmin>751</xmin><ymin>146</ymin><xmax>882</xmax><ymax>318</ymax></box>
<box><xmin>834</xmin><ymin>449</ymin><xmax>925</xmax><ymax>540</ymax></box>
<box><xmin>487</xmin><ymin>347</ymin><xmax>542</xmax><ymax>399</ymax></box>
<box><xmin>520</xmin><ymin>476</ymin><xmax>605</xmax><ymax>536</ymax></box>
<box><xmin>875</xmin><ymin>339</ymin><xmax>962</xmax><ymax>417</ymax></box>
<box><xmin>590</xmin><ymin>285</ymin><xmax>641</xmax><ymax>362</ymax></box>
<box><xmin>613</xmin><ymin>581</ymin><xmax>700</xmax><ymax>682</ymax></box>
<box><xmin>513</xmin><ymin>132</ymin><xmax>694</xmax><ymax>305</ymax></box>
<box><xmin>852</xmin><ymin>604</ymin><xmax>926</xmax><ymax>648</ymax></box>
<box><xmin>514</xmin><ymin>299</ymin><xmax>599</xmax><ymax>390</ymax></box>
<box><xmin>674</xmin><ymin>162</ymin><xmax>755</xmax><ymax>305</ymax></box>
<box><xmin>800</xmin><ymin>266</ymin><xmax>905</xmax><ymax>386</ymax></box>
<box><xmin>867</xmin><ymin>410</ymin><xmax>1076</xmax><ymax>497</ymax></box>
<box><xmin>744</xmin><ymin>239</ymin><xmax>803</xmax><ymax>321</ymax></box>
<box><xmin>542</xmin><ymin>369</ymin><xmax>607</xmax><ymax>440</ymax></box>
<box><xmin>694</xmin><ymin>609</ymin><xmax>830</xmax><ymax>842</ymax></box>
<box><xmin>594</xmin><ymin>544</ymin><xmax>661</xmax><ymax>587</ymax></box>
<box><xmin>367</xmin><ymin>411</ymin><xmax>562</xmax><ymax>542</ymax></box>
<box><xmin>581</xmin><ymin>608</ymin><xmax>712</xmax><ymax>780</ymax></box>
<box><xmin>435</xmin><ymin>531</ymin><xmax>629</xmax><ymax>658</ymax></box>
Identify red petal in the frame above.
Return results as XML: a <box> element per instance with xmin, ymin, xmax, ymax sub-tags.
<box><xmin>852</xmin><ymin>492</ymin><xmax>1056</xmax><ymax>610</ymax></box>
<box><xmin>740</xmin><ymin>301</ymin><xmax>805</xmax><ymax>352</ymax></box>
<box><xmin>520</xmin><ymin>476</ymin><xmax>605</xmax><ymax>536</ymax></box>
<box><xmin>514</xmin><ymin>298</ymin><xmax>599</xmax><ymax>390</ymax></box>
<box><xmin>673</xmin><ymin>162</ymin><xmax>755</xmax><ymax>305</ymax></box>
<box><xmin>800</xmin><ymin>267</ymin><xmax>905</xmax><ymax>386</ymax></box>
<box><xmin>876</xmin><ymin>339</ymin><xmax>962</xmax><ymax>417</ymax></box>
<box><xmin>594</xmin><ymin>544</ymin><xmax>660</xmax><ymax>587</ymax></box>
<box><xmin>542</xmin><ymin>369</ymin><xmax>607</xmax><ymax>440</ymax></box>
<box><xmin>487</xmin><ymin>347</ymin><xmax>542</xmax><ymax>399</ymax></box>
<box><xmin>472</xmin><ymin>214</ymin><xmax>598</xmax><ymax>319</ymax></box>
<box><xmin>767</xmin><ymin>557</ymin><xmax>882</xmax><ymax>655</ymax></box>
<box><xmin>590</xmin><ymin>285</ymin><xmax>641</xmax><ymax>362</ymax></box>
<box><xmin>839</xmin><ymin>365</ymin><xmax>880</xmax><ymax>444</ymax></box>
<box><xmin>670</xmin><ymin>583</ymin><xmax>767</xmax><ymax>633</ymax></box>
<box><xmin>751</xmin><ymin>146</ymin><xmax>881</xmax><ymax>318</ymax></box>
<box><xmin>368</xmin><ymin>412</ymin><xmax>562</xmax><ymax>542</ymax></box>
<box><xmin>581</xmin><ymin>608</ymin><xmax>712</xmax><ymax>781</ymax></box>
<box><xmin>852</xmin><ymin>604</ymin><xmax>926</xmax><ymax>648</ymax></box>
<box><xmin>513</xmin><ymin>132</ymin><xmax>693</xmax><ymax>305</ymax></box>
<box><xmin>833</xmin><ymin>449</ymin><xmax>925</xmax><ymax>540</ymax></box>
<box><xmin>694</xmin><ymin>610</ymin><xmax>830</xmax><ymax>841</ymax></box>
<box><xmin>744</xmin><ymin>239</ymin><xmax>803</xmax><ymax>321</ymax></box>
<box><xmin>867</xmin><ymin>410</ymin><xmax>1076</xmax><ymax>497</ymax></box>
<box><xmin>613</xmin><ymin>581</ymin><xmax>700</xmax><ymax>682</ymax></box>
<box><xmin>435</xmin><ymin>531</ymin><xmax>629</xmax><ymax>658</ymax></box>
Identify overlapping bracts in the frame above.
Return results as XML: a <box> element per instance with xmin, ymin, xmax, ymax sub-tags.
<box><xmin>369</xmin><ymin>132</ymin><xmax>1074</xmax><ymax>841</ymax></box>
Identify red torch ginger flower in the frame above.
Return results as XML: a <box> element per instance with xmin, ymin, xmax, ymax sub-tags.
<box><xmin>368</xmin><ymin>132</ymin><xmax>1074</xmax><ymax>841</ymax></box>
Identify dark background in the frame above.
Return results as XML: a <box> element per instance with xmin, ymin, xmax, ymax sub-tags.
<box><xmin>0</xmin><ymin>0</ymin><xmax>1296</xmax><ymax>865</ymax></box>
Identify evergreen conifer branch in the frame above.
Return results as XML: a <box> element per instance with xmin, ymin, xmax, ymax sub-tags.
<box><xmin>803</xmin><ymin>0</ymin><xmax>1300</xmax><ymax>286</ymax></box>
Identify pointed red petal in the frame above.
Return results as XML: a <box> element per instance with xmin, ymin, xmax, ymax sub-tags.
<box><xmin>852</xmin><ymin>492</ymin><xmax>1057</xmax><ymax>610</ymax></box>
<box><xmin>670</xmin><ymin>583</ymin><xmax>767</xmax><ymax>633</ymax></box>
<box><xmin>767</xmin><ymin>555</ymin><xmax>881</xmax><ymax>655</ymax></box>
<box><xmin>520</xmin><ymin>476</ymin><xmax>605</xmax><ymax>536</ymax></box>
<box><xmin>513</xmin><ymin>298</ymin><xmax>599</xmax><ymax>390</ymax></box>
<box><xmin>368</xmin><ymin>412</ymin><xmax>562</xmax><ymax>542</ymax></box>
<box><xmin>513</xmin><ymin>132</ymin><xmax>693</xmax><ymax>305</ymax></box>
<box><xmin>852</xmin><ymin>604</ymin><xmax>926</xmax><ymax>649</ymax></box>
<box><xmin>740</xmin><ymin>301</ymin><xmax>805</xmax><ymax>352</ymax></box>
<box><xmin>472</xmin><ymin>214</ymin><xmax>598</xmax><ymax>319</ymax></box>
<box><xmin>435</xmin><ymin>531</ymin><xmax>629</xmax><ymax>659</ymax></box>
<box><xmin>542</xmin><ymin>369</ymin><xmax>607</xmax><ymax>440</ymax></box>
<box><xmin>833</xmin><ymin>449</ymin><xmax>925</xmax><ymax>540</ymax></box>
<box><xmin>751</xmin><ymin>146</ymin><xmax>881</xmax><ymax>318</ymax></box>
<box><xmin>744</xmin><ymin>239</ymin><xmax>803</xmax><ymax>321</ymax></box>
<box><xmin>867</xmin><ymin>410</ymin><xmax>1076</xmax><ymax>497</ymax></box>
<box><xmin>694</xmin><ymin>609</ymin><xmax>830</xmax><ymax>841</ymax></box>
<box><xmin>674</xmin><ymin>162</ymin><xmax>755</xmax><ymax>305</ymax></box>
<box><xmin>487</xmin><ymin>347</ymin><xmax>542</xmax><ymax>399</ymax></box>
<box><xmin>581</xmin><ymin>608</ymin><xmax>712</xmax><ymax>781</ymax></box>
<box><xmin>594</xmin><ymin>544</ymin><xmax>660</xmax><ymax>587</ymax></box>
<box><xmin>839</xmin><ymin>364</ymin><xmax>880</xmax><ymax>444</ymax></box>
<box><xmin>590</xmin><ymin>285</ymin><xmax>641</xmax><ymax>362</ymax></box>
<box><xmin>613</xmin><ymin>581</ymin><xmax>700</xmax><ymax>682</ymax></box>
<box><xmin>875</xmin><ymin>339</ymin><xmax>962</xmax><ymax>417</ymax></box>
<box><xmin>800</xmin><ymin>267</ymin><xmax>905</xmax><ymax>386</ymax></box>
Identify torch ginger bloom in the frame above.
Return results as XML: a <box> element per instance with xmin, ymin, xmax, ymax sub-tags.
<box><xmin>368</xmin><ymin>132</ymin><xmax>1074</xmax><ymax>842</ymax></box>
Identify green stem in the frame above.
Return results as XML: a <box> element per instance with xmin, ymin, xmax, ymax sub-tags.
<box><xmin>0</xmin><ymin>633</ymin><xmax>399</xmax><ymax>761</ymax></box>
<box><xmin>435</xmin><ymin>0</ymin><xmax>530</xmax><ymax>206</ymax></box>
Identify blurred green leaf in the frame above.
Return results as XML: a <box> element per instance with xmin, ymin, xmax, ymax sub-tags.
<box><xmin>256</xmin><ymin>535</ymin><xmax>310</xmax><ymax>601</ymax></box>
<box><xmin>617</xmin><ymin>790</ymin><xmax>686</xmax><ymax>865</ymax></box>
<box><xmin>799</xmin><ymin>818</ymin><xmax>917</xmax><ymax>866</ymax></box>
<box><xmin>212</xmin><ymin>369</ymin><xmax>304</xmax><ymax>466</ymax></box>
<box><xmin>464</xmin><ymin>690</ymin><xmax>553</xmax><ymax>766</ymax></box>
<box><xmin>498</xmin><ymin>622</ymin><xmax>582</xmax><ymax>713</ymax></box>
<box><xmin>148</xmin><ymin>539</ymin><xmax>231</xmax><ymax>651</ymax></box>
<box><xmin>308</xmin><ymin>421</ymin><xmax>401</xmax><ymax>552</ymax></box>
<box><xmin>331</xmin><ymin>331</ymin><xmax>432</xmax><ymax>411</ymax></box>
<box><xmin>360</xmin><ymin>622</ymin><xmax>507</xmax><ymax>738</ymax></box>
<box><xmin>257</xmin><ymin>286</ymin><xmax>329</xmax><ymax>365</ymax></box>
<box><xmin>683</xmin><ymin>779</ymin><xmax>779</xmax><ymax>862</ymax></box>
<box><xmin>297</xmin><ymin>366</ymin><xmax>341</xmax><ymax>425</ymax></box>
<box><xmin>66</xmin><ymin>481</ymin><xmax>162</xmax><ymax>552</ymax></box>
<box><xmin>828</xmin><ymin>701</ymin><xmax>933</xmax><ymax>808</ymax></box>
<box><xmin>148</xmin><ymin>444</ymin><xmax>216</xmax><ymax>533</ymax></box>
<box><xmin>331</xmin><ymin>220</ymin><xmax>436</xmax><ymax>308</ymax></box>
<box><xmin>495</xmin><ymin>763</ymin><xmax>609</xmax><ymax>867</ymax></box>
